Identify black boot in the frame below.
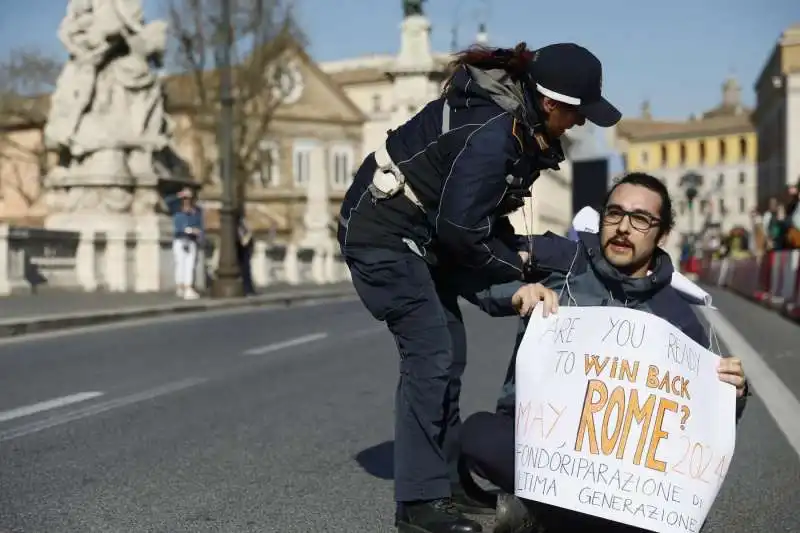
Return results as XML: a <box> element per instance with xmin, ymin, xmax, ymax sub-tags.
<box><xmin>493</xmin><ymin>494</ymin><xmax>539</xmax><ymax>533</ymax></box>
<box><xmin>396</xmin><ymin>498</ymin><xmax>483</xmax><ymax>533</ymax></box>
<box><xmin>451</xmin><ymin>482</ymin><xmax>495</xmax><ymax>515</ymax></box>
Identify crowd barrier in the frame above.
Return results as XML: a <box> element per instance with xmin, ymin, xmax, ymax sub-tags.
<box><xmin>698</xmin><ymin>249</ymin><xmax>800</xmax><ymax>322</ymax></box>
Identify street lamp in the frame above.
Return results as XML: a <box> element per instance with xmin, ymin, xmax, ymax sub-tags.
<box><xmin>211</xmin><ymin>0</ymin><xmax>244</xmax><ymax>298</ymax></box>
<box><xmin>680</xmin><ymin>171</ymin><xmax>703</xmax><ymax>257</ymax></box>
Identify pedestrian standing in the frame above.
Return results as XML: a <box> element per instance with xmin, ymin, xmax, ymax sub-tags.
<box><xmin>165</xmin><ymin>187</ymin><xmax>204</xmax><ymax>300</ymax></box>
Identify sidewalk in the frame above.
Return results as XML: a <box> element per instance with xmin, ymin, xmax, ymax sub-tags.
<box><xmin>0</xmin><ymin>283</ymin><xmax>355</xmax><ymax>338</ymax></box>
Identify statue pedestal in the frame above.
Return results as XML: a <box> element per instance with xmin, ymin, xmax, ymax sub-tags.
<box><xmin>44</xmin><ymin>168</ymin><xmax>196</xmax><ymax>293</ymax></box>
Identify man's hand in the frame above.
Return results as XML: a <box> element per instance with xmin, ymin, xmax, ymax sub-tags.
<box><xmin>511</xmin><ymin>283</ymin><xmax>558</xmax><ymax>317</ymax></box>
<box><xmin>518</xmin><ymin>250</ymin><xmax>530</xmax><ymax>264</ymax></box>
<box><xmin>717</xmin><ymin>357</ymin><xmax>747</xmax><ymax>397</ymax></box>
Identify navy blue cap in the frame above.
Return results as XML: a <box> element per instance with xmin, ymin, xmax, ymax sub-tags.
<box><xmin>528</xmin><ymin>43</ymin><xmax>621</xmax><ymax>127</ymax></box>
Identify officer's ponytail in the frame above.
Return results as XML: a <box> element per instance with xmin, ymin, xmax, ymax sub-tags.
<box><xmin>442</xmin><ymin>42</ymin><xmax>534</xmax><ymax>94</ymax></box>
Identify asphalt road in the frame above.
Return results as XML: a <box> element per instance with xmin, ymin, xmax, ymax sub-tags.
<box><xmin>0</xmin><ymin>291</ymin><xmax>798</xmax><ymax>532</ymax></box>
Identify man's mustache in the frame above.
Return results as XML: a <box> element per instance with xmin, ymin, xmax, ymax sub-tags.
<box><xmin>606</xmin><ymin>236</ymin><xmax>635</xmax><ymax>251</ymax></box>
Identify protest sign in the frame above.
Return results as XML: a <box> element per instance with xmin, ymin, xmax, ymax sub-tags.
<box><xmin>514</xmin><ymin>306</ymin><xmax>736</xmax><ymax>533</ymax></box>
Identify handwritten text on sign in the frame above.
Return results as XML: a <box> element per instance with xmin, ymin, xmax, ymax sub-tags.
<box><xmin>514</xmin><ymin>306</ymin><xmax>736</xmax><ymax>533</ymax></box>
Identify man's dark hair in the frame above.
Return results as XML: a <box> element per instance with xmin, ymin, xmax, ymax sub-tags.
<box><xmin>602</xmin><ymin>172</ymin><xmax>676</xmax><ymax>236</ymax></box>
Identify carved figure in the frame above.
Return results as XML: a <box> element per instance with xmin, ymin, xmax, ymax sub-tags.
<box><xmin>44</xmin><ymin>0</ymin><xmax>173</xmax><ymax>185</ymax></box>
<box><xmin>403</xmin><ymin>0</ymin><xmax>426</xmax><ymax>17</ymax></box>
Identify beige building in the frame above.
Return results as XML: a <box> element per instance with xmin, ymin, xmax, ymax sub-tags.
<box><xmin>613</xmin><ymin>79</ymin><xmax>757</xmax><ymax>262</ymax></box>
<box><xmin>164</xmin><ymin>42</ymin><xmax>366</xmax><ymax>243</ymax></box>
<box><xmin>753</xmin><ymin>23</ymin><xmax>800</xmax><ymax>204</ymax></box>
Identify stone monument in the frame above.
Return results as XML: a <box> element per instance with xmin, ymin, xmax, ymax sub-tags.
<box><xmin>403</xmin><ymin>0</ymin><xmax>426</xmax><ymax>17</ymax></box>
<box><xmin>43</xmin><ymin>0</ymin><xmax>195</xmax><ymax>292</ymax></box>
<box><xmin>389</xmin><ymin>0</ymin><xmax>439</xmax><ymax>128</ymax></box>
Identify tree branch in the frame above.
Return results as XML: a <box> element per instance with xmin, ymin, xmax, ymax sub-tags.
<box><xmin>163</xmin><ymin>0</ymin><xmax>306</xmax><ymax>192</ymax></box>
<box><xmin>0</xmin><ymin>47</ymin><xmax>60</xmax><ymax>207</ymax></box>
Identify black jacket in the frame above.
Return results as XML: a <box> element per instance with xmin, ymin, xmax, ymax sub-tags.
<box><xmin>339</xmin><ymin>65</ymin><xmax>564</xmax><ymax>285</ymax></box>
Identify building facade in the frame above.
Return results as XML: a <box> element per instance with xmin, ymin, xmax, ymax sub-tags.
<box><xmin>164</xmin><ymin>42</ymin><xmax>366</xmax><ymax>244</ymax></box>
<box><xmin>753</xmin><ymin>23</ymin><xmax>800</xmax><ymax>205</ymax></box>
<box><xmin>613</xmin><ymin>79</ymin><xmax>757</xmax><ymax>262</ymax></box>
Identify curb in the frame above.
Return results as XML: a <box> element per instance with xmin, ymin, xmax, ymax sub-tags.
<box><xmin>0</xmin><ymin>285</ymin><xmax>356</xmax><ymax>339</ymax></box>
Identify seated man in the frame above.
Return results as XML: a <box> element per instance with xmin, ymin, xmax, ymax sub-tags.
<box><xmin>460</xmin><ymin>172</ymin><xmax>749</xmax><ymax>533</ymax></box>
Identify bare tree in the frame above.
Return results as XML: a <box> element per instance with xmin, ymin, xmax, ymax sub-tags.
<box><xmin>164</xmin><ymin>0</ymin><xmax>305</xmax><ymax>198</ymax></box>
<box><xmin>0</xmin><ymin>48</ymin><xmax>60</xmax><ymax>206</ymax></box>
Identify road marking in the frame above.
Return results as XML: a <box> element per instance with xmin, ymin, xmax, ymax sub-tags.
<box><xmin>0</xmin><ymin>296</ymin><xmax>358</xmax><ymax>349</ymax></box>
<box><xmin>699</xmin><ymin>307</ymin><xmax>800</xmax><ymax>460</ymax></box>
<box><xmin>242</xmin><ymin>332</ymin><xmax>329</xmax><ymax>355</ymax></box>
<box><xmin>0</xmin><ymin>378</ymin><xmax>205</xmax><ymax>442</ymax></box>
<box><xmin>0</xmin><ymin>392</ymin><xmax>104</xmax><ymax>424</ymax></box>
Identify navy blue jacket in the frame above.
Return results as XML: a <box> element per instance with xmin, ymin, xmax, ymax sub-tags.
<box><xmin>339</xmin><ymin>66</ymin><xmax>563</xmax><ymax>285</ymax></box>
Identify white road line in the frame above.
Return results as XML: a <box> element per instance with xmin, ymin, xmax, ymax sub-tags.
<box><xmin>0</xmin><ymin>378</ymin><xmax>205</xmax><ymax>442</ymax></box>
<box><xmin>699</xmin><ymin>307</ymin><xmax>800</xmax><ymax>460</ymax></box>
<box><xmin>0</xmin><ymin>296</ymin><xmax>358</xmax><ymax>349</ymax></box>
<box><xmin>242</xmin><ymin>332</ymin><xmax>329</xmax><ymax>355</ymax></box>
<box><xmin>0</xmin><ymin>392</ymin><xmax>104</xmax><ymax>424</ymax></box>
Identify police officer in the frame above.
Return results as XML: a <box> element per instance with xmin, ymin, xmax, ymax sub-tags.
<box><xmin>338</xmin><ymin>42</ymin><xmax>621</xmax><ymax>533</ymax></box>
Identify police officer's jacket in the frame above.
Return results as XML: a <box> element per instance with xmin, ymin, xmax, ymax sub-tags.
<box><xmin>339</xmin><ymin>64</ymin><xmax>564</xmax><ymax>285</ymax></box>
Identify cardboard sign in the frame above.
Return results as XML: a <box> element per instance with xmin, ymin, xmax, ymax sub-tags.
<box><xmin>515</xmin><ymin>306</ymin><xmax>736</xmax><ymax>533</ymax></box>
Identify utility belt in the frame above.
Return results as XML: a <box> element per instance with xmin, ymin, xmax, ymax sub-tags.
<box><xmin>367</xmin><ymin>143</ymin><xmax>425</xmax><ymax>211</ymax></box>
<box><xmin>337</xmin><ymin>143</ymin><xmax>435</xmax><ymax>264</ymax></box>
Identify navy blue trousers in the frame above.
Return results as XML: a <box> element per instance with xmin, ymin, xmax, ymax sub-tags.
<box><xmin>461</xmin><ymin>411</ymin><xmax>660</xmax><ymax>533</ymax></box>
<box><xmin>341</xmin><ymin>243</ymin><xmax>467</xmax><ymax>503</ymax></box>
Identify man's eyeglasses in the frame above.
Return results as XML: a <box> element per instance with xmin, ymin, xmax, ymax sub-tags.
<box><xmin>602</xmin><ymin>206</ymin><xmax>660</xmax><ymax>232</ymax></box>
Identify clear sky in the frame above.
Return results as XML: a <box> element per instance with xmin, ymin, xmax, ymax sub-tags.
<box><xmin>0</xmin><ymin>0</ymin><xmax>798</xmax><ymax>121</ymax></box>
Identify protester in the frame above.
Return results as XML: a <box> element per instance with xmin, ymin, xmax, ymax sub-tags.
<box><xmin>784</xmin><ymin>183</ymin><xmax>800</xmax><ymax>248</ymax></box>
<box><xmin>459</xmin><ymin>173</ymin><xmax>749</xmax><ymax>533</ymax></box>
<box><xmin>164</xmin><ymin>187</ymin><xmax>204</xmax><ymax>300</ymax></box>
<box><xmin>763</xmin><ymin>196</ymin><xmax>785</xmax><ymax>250</ymax></box>
<box><xmin>337</xmin><ymin>41</ymin><xmax>621</xmax><ymax>532</ymax></box>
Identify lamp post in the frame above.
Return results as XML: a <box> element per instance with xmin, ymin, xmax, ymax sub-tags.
<box><xmin>680</xmin><ymin>171</ymin><xmax>703</xmax><ymax>257</ymax></box>
<box><xmin>211</xmin><ymin>0</ymin><xmax>244</xmax><ymax>298</ymax></box>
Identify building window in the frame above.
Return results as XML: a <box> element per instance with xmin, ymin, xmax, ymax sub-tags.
<box><xmin>700</xmin><ymin>199</ymin><xmax>708</xmax><ymax>214</ymax></box>
<box><xmin>679</xmin><ymin>142</ymin><xmax>687</xmax><ymax>166</ymax></box>
<box><xmin>698</xmin><ymin>141</ymin><xmax>706</xmax><ymax>164</ymax></box>
<box><xmin>738</xmin><ymin>171</ymin><xmax>746</xmax><ymax>185</ymax></box>
<box><xmin>329</xmin><ymin>145</ymin><xmax>354</xmax><ymax>189</ymax></box>
<box><xmin>372</xmin><ymin>94</ymin><xmax>381</xmax><ymax>113</ymax></box>
<box><xmin>739</xmin><ymin>197</ymin><xmax>746</xmax><ymax>213</ymax></box>
<box><xmin>293</xmin><ymin>142</ymin><xmax>313</xmax><ymax>187</ymax></box>
<box><xmin>718</xmin><ymin>138</ymin><xmax>726</xmax><ymax>162</ymax></box>
<box><xmin>739</xmin><ymin>136</ymin><xmax>748</xmax><ymax>161</ymax></box>
<box><xmin>660</xmin><ymin>144</ymin><xmax>668</xmax><ymax>166</ymax></box>
<box><xmin>640</xmin><ymin>150</ymin><xmax>648</xmax><ymax>166</ymax></box>
<box><xmin>718</xmin><ymin>198</ymin><xmax>725</xmax><ymax>214</ymax></box>
<box><xmin>253</xmin><ymin>140</ymin><xmax>279</xmax><ymax>187</ymax></box>
<box><xmin>717</xmin><ymin>173</ymin><xmax>724</xmax><ymax>187</ymax></box>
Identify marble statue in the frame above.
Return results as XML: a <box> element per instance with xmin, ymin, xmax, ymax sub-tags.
<box><xmin>44</xmin><ymin>0</ymin><xmax>188</xmax><ymax>217</ymax></box>
<box><xmin>403</xmin><ymin>0</ymin><xmax>426</xmax><ymax>17</ymax></box>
